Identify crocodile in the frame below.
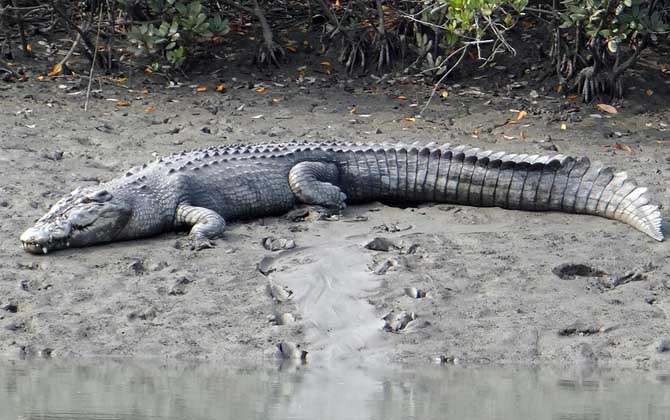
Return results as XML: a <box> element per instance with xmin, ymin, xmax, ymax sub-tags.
<box><xmin>20</xmin><ymin>141</ymin><xmax>663</xmax><ymax>254</ymax></box>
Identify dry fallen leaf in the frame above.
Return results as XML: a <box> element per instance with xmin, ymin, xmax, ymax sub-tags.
<box><xmin>116</xmin><ymin>101</ymin><xmax>130</xmax><ymax>107</ymax></box>
<box><xmin>26</xmin><ymin>43</ymin><xmax>32</xmax><ymax>53</ymax></box>
<box><xmin>597</xmin><ymin>103</ymin><xmax>618</xmax><ymax>114</ymax></box>
<box><xmin>255</xmin><ymin>87</ymin><xmax>266</xmax><ymax>94</ymax></box>
<box><xmin>144</xmin><ymin>66</ymin><xmax>153</xmax><ymax>74</ymax></box>
<box><xmin>646</xmin><ymin>89</ymin><xmax>654</xmax><ymax>96</ymax></box>
<box><xmin>142</xmin><ymin>88</ymin><xmax>150</xmax><ymax>95</ymax></box>
<box><xmin>440</xmin><ymin>90</ymin><xmax>449</xmax><ymax>99</ymax></box>
<box><xmin>36</xmin><ymin>75</ymin><xmax>45</xmax><ymax>81</ymax></box>
<box><xmin>404</xmin><ymin>117</ymin><xmax>416</xmax><ymax>122</ymax></box>
<box><xmin>560</xmin><ymin>123</ymin><xmax>567</xmax><ymax>130</ymax></box>
<box><xmin>556</xmin><ymin>84</ymin><xmax>562</xmax><ymax>93</ymax></box>
<box><xmin>114</xmin><ymin>76</ymin><xmax>128</xmax><ymax>84</ymax></box>
<box><xmin>520</xmin><ymin>131</ymin><xmax>526</xmax><ymax>141</ymax></box>
<box><xmin>566</xmin><ymin>94</ymin><xmax>577</xmax><ymax>100</ymax></box>
<box><xmin>144</xmin><ymin>105</ymin><xmax>155</xmax><ymax>112</ymax></box>
<box><xmin>517</xmin><ymin>110</ymin><xmax>527</xmax><ymax>121</ymax></box>
<box><xmin>350</xmin><ymin>105</ymin><xmax>357</xmax><ymax>114</ymax></box>
<box><xmin>272</xmin><ymin>97</ymin><xmax>281</xmax><ymax>104</ymax></box>
<box><xmin>47</xmin><ymin>63</ymin><xmax>62</xmax><ymax>77</ymax></box>
<box><xmin>397</xmin><ymin>95</ymin><xmax>407</xmax><ymax>100</ymax></box>
<box><xmin>286</xmin><ymin>46</ymin><xmax>297</xmax><ymax>53</ymax></box>
<box><xmin>196</xmin><ymin>85</ymin><xmax>207</xmax><ymax>92</ymax></box>
<box><xmin>320</xmin><ymin>61</ymin><xmax>331</xmax><ymax>67</ymax></box>
<box><xmin>216</xmin><ymin>84</ymin><xmax>225</xmax><ymax>92</ymax></box>
<box><xmin>623</xmin><ymin>144</ymin><xmax>633</xmax><ymax>152</ymax></box>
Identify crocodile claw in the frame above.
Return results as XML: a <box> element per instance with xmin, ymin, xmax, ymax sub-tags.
<box><xmin>189</xmin><ymin>236</ymin><xmax>215</xmax><ymax>251</ymax></box>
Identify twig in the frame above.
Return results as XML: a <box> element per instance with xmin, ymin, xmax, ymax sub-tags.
<box><xmin>84</xmin><ymin>6</ymin><xmax>103</xmax><ymax>112</ymax></box>
<box><xmin>420</xmin><ymin>45</ymin><xmax>468</xmax><ymax>116</ymax></box>
<box><xmin>57</xmin><ymin>32</ymin><xmax>81</xmax><ymax>68</ymax></box>
<box><xmin>107</xmin><ymin>0</ymin><xmax>114</xmax><ymax>72</ymax></box>
<box><xmin>9</xmin><ymin>0</ymin><xmax>29</xmax><ymax>54</ymax></box>
<box><xmin>51</xmin><ymin>1</ymin><xmax>104</xmax><ymax>68</ymax></box>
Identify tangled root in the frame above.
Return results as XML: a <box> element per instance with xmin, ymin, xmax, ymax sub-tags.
<box><xmin>253</xmin><ymin>40</ymin><xmax>285</xmax><ymax>69</ymax></box>
<box><xmin>575</xmin><ymin>66</ymin><xmax>623</xmax><ymax>102</ymax></box>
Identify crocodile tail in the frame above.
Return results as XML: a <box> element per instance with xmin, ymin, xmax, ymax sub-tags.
<box><xmin>465</xmin><ymin>151</ymin><xmax>663</xmax><ymax>241</ymax></box>
<box><xmin>339</xmin><ymin>144</ymin><xmax>663</xmax><ymax>241</ymax></box>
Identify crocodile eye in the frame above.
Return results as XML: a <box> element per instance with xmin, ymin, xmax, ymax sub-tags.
<box><xmin>84</xmin><ymin>190</ymin><xmax>112</xmax><ymax>203</ymax></box>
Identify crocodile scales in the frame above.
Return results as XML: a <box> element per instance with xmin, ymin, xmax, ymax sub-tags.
<box><xmin>20</xmin><ymin>141</ymin><xmax>663</xmax><ymax>254</ymax></box>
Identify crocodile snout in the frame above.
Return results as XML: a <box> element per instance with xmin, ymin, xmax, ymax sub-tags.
<box><xmin>20</xmin><ymin>222</ymin><xmax>72</xmax><ymax>254</ymax></box>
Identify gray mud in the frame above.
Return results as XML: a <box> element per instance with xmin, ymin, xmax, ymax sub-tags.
<box><xmin>1</xmin><ymin>52</ymin><xmax>670</xmax><ymax>368</ymax></box>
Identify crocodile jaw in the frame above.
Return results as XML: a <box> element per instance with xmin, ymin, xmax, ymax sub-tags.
<box><xmin>20</xmin><ymin>187</ymin><xmax>133</xmax><ymax>254</ymax></box>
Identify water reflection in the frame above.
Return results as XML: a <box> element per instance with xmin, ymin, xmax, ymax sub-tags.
<box><xmin>2</xmin><ymin>359</ymin><xmax>670</xmax><ymax>420</ymax></box>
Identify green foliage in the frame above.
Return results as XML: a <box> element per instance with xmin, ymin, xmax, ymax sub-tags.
<box><xmin>440</xmin><ymin>0</ymin><xmax>528</xmax><ymax>45</ymax></box>
<box><xmin>559</xmin><ymin>0</ymin><xmax>667</xmax><ymax>53</ymax></box>
<box><xmin>126</xmin><ymin>0</ymin><xmax>229</xmax><ymax>70</ymax></box>
<box><xmin>405</xmin><ymin>0</ymin><xmax>527</xmax><ymax>77</ymax></box>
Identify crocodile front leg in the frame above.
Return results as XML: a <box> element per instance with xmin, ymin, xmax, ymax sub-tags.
<box><xmin>288</xmin><ymin>162</ymin><xmax>347</xmax><ymax>209</ymax></box>
<box><xmin>176</xmin><ymin>204</ymin><xmax>226</xmax><ymax>250</ymax></box>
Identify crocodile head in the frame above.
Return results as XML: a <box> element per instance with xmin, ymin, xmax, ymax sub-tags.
<box><xmin>20</xmin><ymin>187</ymin><xmax>132</xmax><ymax>254</ymax></box>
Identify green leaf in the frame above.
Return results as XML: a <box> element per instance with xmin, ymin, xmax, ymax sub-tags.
<box><xmin>607</xmin><ymin>39</ymin><xmax>618</xmax><ymax>52</ymax></box>
<box><xmin>175</xmin><ymin>2</ymin><xmax>187</xmax><ymax>15</ymax></box>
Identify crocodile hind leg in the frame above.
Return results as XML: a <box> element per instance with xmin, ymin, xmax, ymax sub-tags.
<box><xmin>288</xmin><ymin>162</ymin><xmax>347</xmax><ymax>209</ymax></box>
<box><xmin>176</xmin><ymin>204</ymin><xmax>226</xmax><ymax>250</ymax></box>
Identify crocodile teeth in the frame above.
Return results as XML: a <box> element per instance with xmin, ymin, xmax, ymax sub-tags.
<box><xmin>42</xmin><ymin>247</ymin><xmax>48</xmax><ymax>254</ymax></box>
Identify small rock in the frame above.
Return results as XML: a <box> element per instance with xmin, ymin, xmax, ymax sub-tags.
<box><xmin>645</xmin><ymin>297</ymin><xmax>657</xmax><ymax>305</ymax></box>
<box><xmin>168</xmin><ymin>276</ymin><xmax>192</xmax><ymax>296</ymax></box>
<box><xmin>128</xmin><ymin>259</ymin><xmax>145</xmax><ymax>274</ymax></box>
<box><xmin>404</xmin><ymin>287</ymin><xmax>427</xmax><ymax>299</ymax></box>
<box><xmin>262</xmin><ymin>237</ymin><xmax>296</xmax><ymax>251</ymax></box>
<box><xmin>404</xmin><ymin>243</ymin><xmax>419</xmax><ymax>254</ymax></box>
<box><xmin>38</xmin><ymin>348</ymin><xmax>53</xmax><ymax>358</ymax></box>
<box><xmin>373</xmin><ymin>258</ymin><xmax>397</xmax><ymax>275</ymax></box>
<box><xmin>269</xmin><ymin>312</ymin><xmax>295</xmax><ymax>325</ymax></box>
<box><xmin>656</xmin><ymin>338</ymin><xmax>670</xmax><ymax>353</ymax></box>
<box><xmin>552</xmin><ymin>263</ymin><xmax>607</xmax><ymax>280</ymax></box>
<box><xmin>364</xmin><ymin>237</ymin><xmax>398</xmax><ymax>252</ymax></box>
<box><xmin>127</xmin><ymin>306</ymin><xmax>158</xmax><ymax>321</ymax></box>
<box><xmin>382</xmin><ymin>310</ymin><xmax>416</xmax><ymax>332</ymax></box>
<box><xmin>257</xmin><ymin>256</ymin><xmax>276</xmax><ymax>275</ymax></box>
<box><xmin>373</xmin><ymin>223</ymin><xmax>412</xmax><ymax>233</ymax></box>
<box><xmin>19</xmin><ymin>280</ymin><xmax>30</xmax><ymax>292</ymax></box>
<box><xmin>558</xmin><ymin>321</ymin><xmax>600</xmax><ymax>336</ymax></box>
<box><xmin>0</xmin><ymin>200</ymin><xmax>9</xmax><ymax>207</ymax></box>
<box><xmin>277</xmin><ymin>342</ymin><xmax>307</xmax><ymax>360</ymax></box>
<box><xmin>4</xmin><ymin>320</ymin><xmax>25</xmax><ymax>332</ymax></box>
<box><xmin>433</xmin><ymin>354</ymin><xmax>457</xmax><ymax>364</ymax></box>
<box><xmin>2</xmin><ymin>303</ymin><xmax>18</xmax><ymax>313</ymax></box>
<box><xmin>266</xmin><ymin>281</ymin><xmax>293</xmax><ymax>302</ymax></box>
<box><xmin>40</xmin><ymin>150</ymin><xmax>64</xmax><ymax>161</ymax></box>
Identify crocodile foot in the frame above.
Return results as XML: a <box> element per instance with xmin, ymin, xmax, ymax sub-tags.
<box><xmin>189</xmin><ymin>235</ymin><xmax>215</xmax><ymax>251</ymax></box>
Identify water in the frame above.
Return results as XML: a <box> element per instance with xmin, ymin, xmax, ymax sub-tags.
<box><xmin>2</xmin><ymin>359</ymin><xmax>670</xmax><ymax>420</ymax></box>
